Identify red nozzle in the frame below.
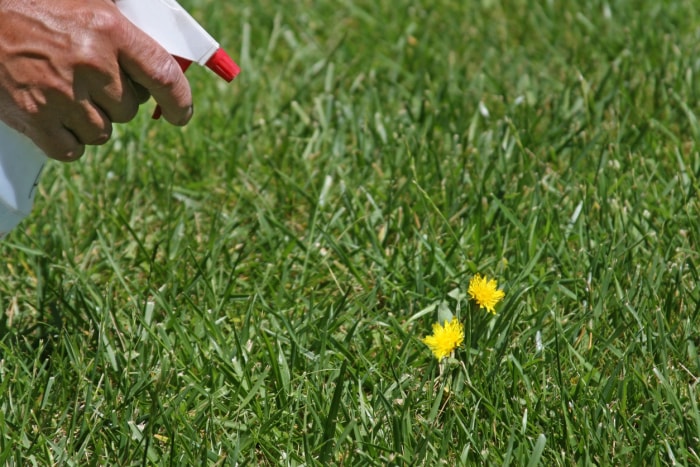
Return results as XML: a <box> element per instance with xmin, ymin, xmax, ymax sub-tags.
<box><xmin>206</xmin><ymin>48</ymin><xmax>240</xmax><ymax>82</ymax></box>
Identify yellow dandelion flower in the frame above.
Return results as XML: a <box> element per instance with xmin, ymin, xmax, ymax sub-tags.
<box><xmin>468</xmin><ymin>274</ymin><xmax>505</xmax><ymax>314</ymax></box>
<box><xmin>422</xmin><ymin>318</ymin><xmax>464</xmax><ymax>361</ymax></box>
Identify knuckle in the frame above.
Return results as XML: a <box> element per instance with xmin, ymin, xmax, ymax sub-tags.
<box><xmin>72</xmin><ymin>10</ymin><xmax>121</xmax><ymax>70</ymax></box>
<box><xmin>85</xmin><ymin>8</ymin><xmax>121</xmax><ymax>35</ymax></box>
<box><xmin>72</xmin><ymin>43</ymin><xmax>108</xmax><ymax>73</ymax></box>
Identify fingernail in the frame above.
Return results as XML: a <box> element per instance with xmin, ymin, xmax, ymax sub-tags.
<box><xmin>179</xmin><ymin>105</ymin><xmax>194</xmax><ymax>126</ymax></box>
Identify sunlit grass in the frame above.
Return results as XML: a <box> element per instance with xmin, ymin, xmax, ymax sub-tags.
<box><xmin>2</xmin><ymin>0</ymin><xmax>700</xmax><ymax>464</ymax></box>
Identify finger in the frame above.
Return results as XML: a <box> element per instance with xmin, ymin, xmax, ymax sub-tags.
<box><xmin>127</xmin><ymin>77</ymin><xmax>152</xmax><ymax>104</ymax></box>
<box><xmin>114</xmin><ymin>21</ymin><xmax>193</xmax><ymax>125</ymax></box>
<box><xmin>64</xmin><ymin>101</ymin><xmax>113</xmax><ymax>147</ymax></box>
<box><xmin>31</xmin><ymin>126</ymin><xmax>85</xmax><ymax>162</ymax></box>
<box><xmin>91</xmin><ymin>69</ymin><xmax>140</xmax><ymax>123</ymax></box>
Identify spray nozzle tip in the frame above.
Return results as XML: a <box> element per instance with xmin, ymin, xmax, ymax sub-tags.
<box><xmin>206</xmin><ymin>48</ymin><xmax>240</xmax><ymax>82</ymax></box>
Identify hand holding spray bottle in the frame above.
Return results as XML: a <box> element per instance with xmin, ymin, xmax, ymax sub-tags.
<box><xmin>0</xmin><ymin>0</ymin><xmax>240</xmax><ymax>240</ymax></box>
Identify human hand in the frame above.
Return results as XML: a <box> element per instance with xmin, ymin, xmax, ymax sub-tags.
<box><xmin>0</xmin><ymin>0</ymin><xmax>193</xmax><ymax>161</ymax></box>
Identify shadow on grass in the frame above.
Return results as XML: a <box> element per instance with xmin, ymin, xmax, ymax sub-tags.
<box><xmin>0</xmin><ymin>301</ymin><xmax>66</xmax><ymax>362</ymax></box>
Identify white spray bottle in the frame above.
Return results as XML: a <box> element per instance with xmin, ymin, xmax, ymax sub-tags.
<box><xmin>0</xmin><ymin>0</ymin><xmax>240</xmax><ymax>240</ymax></box>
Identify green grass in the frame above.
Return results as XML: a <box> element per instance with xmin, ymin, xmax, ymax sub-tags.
<box><xmin>2</xmin><ymin>0</ymin><xmax>700</xmax><ymax>464</ymax></box>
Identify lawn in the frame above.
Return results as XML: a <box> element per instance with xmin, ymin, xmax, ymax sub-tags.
<box><xmin>2</xmin><ymin>0</ymin><xmax>700</xmax><ymax>464</ymax></box>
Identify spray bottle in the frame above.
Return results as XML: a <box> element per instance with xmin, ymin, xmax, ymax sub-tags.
<box><xmin>0</xmin><ymin>0</ymin><xmax>240</xmax><ymax>240</ymax></box>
